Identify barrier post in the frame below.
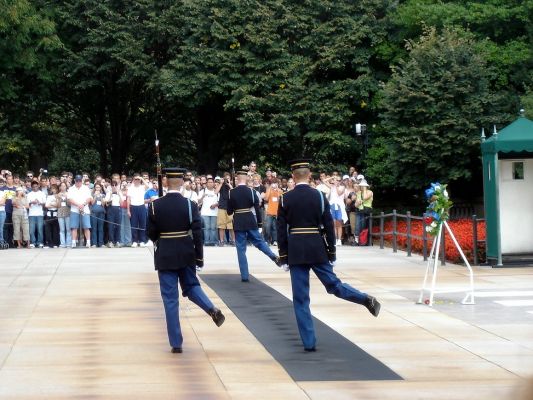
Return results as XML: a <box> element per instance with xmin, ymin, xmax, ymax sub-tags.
<box><xmin>392</xmin><ymin>209</ymin><xmax>397</xmax><ymax>253</ymax></box>
<box><xmin>472</xmin><ymin>214</ymin><xmax>478</xmax><ymax>266</ymax></box>
<box><xmin>406</xmin><ymin>211</ymin><xmax>412</xmax><ymax>257</ymax></box>
<box><xmin>379</xmin><ymin>212</ymin><xmax>384</xmax><ymax>249</ymax></box>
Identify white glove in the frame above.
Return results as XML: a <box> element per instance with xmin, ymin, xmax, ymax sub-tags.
<box><xmin>196</xmin><ymin>266</ymin><xmax>203</xmax><ymax>272</ymax></box>
<box><xmin>281</xmin><ymin>264</ymin><xmax>290</xmax><ymax>272</ymax></box>
<box><xmin>258</xmin><ymin>227</ymin><xmax>262</xmax><ymax>233</ymax></box>
<box><xmin>330</xmin><ymin>261</ymin><xmax>336</xmax><ymax>268</ymax></box>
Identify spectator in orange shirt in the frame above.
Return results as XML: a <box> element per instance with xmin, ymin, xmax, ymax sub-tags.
<box><xmin>263</xmin><ymin>179</ymin><xmax>282</xmax><ymax>246</ymax></box>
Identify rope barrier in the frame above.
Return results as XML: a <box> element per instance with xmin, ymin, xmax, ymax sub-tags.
<box><xmin>2</xmin><ymin>212</ymin><xmax>146</xmax><ymax>230</ymax></box>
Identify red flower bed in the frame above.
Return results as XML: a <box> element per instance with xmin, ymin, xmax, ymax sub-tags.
<box><xmin>372</xmin><ymin>219</ymin><xmax>486</xmax><ymax>264</ymax></box>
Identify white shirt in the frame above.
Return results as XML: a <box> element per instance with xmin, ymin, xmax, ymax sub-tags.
<box><xmin>26</xmin><ymin>190</ymin><xmax>46</xmax><ymax>217</ymax></box>
<box><xmin>316</xmin><ymin>183</ymin><xmax>330</xmax><ymax>195</ymax></box>
<box><xmin>45</xmin><ymin>194</ymin><xmax>58</xmax><ymax>210</ymax></box>
<box><xmin>105</xmin><ymin>190</ymin><xmax>122</xmax><ymax>207</ymax></box>
<box><xmin>67</xmin><ymin>184</ymin><xmax>92</xmax><ymax>214</ymax></box>
<box><xmin>199</xmin><ymin>189</ymin><xmax>218</xmax><ymax>217</ymax></box>
<box><xmin>181</xmin><ymin>188</ymin><xmax>198</xmax><ymax>204</ymax></box>
<box><xmin>329</xmin><ymin>184</ymin><xmax>346</xmax><ymax>208</ymax></box>
<box><xmin>127</xmin><ymin>184</ymin><xmax>146</xmax><ymax>206</ymax></box>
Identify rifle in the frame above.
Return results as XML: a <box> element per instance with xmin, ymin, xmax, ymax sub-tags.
<box><xmin>231</xmin><ymin>156</ymin><xmax>236</xmax><ymax>187</ymax></box>
<box><xmin>155</xmin><ymin>130</ymin><xmax>163</xmax><ymax>197</ymax></box>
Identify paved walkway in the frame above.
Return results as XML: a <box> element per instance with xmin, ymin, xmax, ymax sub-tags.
<box><xmin>1</xmin><ymin>245</ymin><xmax>532</xmax><ymax>399</ymax></box>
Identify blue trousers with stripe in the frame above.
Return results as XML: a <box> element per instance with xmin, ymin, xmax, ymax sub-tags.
<box><xmin>235</xmin><ymin>229</ymin><xmax>276</xmax><ymax>280</ymax></box>
<box><xmin>158</xmin><ymin>267</ymin><xmax>215</xmax><ymax>348</ymax></box>
<box><xmin>289</xmin><ymin>263</ymin><xmax>368</xmax><ymax>349</ymax></box>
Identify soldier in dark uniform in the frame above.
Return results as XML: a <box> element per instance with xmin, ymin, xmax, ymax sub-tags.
<box><xmin>277</xmin><ymin>159</ymin><xmax>381</xmax><ymax>352</ymax></box>
<box><xmin>227</xmin><ymin>170</ymin><xmax>280</xmax><ymax>282</ymax></box>
<box><xmin>148</xmin><ymin>167</ymin><xmax>225</xmax><ymax>353</ymax></box>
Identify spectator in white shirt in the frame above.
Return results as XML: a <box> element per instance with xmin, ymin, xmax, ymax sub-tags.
<box><xmin>67</xmin><ymin>175</ymin><xmax>92</xmax><ymax>248</ymax></box>
<box><xmin>105</xmin><ymin>181</ymin><xmax>123</xmax><ymax>247</ymax></box>
<box><xmin>26</xmin><ymin>181</ymin><xmax>46</xmax><ymax>248</ymax></box>
<box><xmin>127</xmin><ymin>174</ymin><xmax>149</xmax><ymax>247</ymax></box>
<box><xmin>199</xmin><ymin>177</ymin><xmax>218</xmax><ymax>246</ymax></box>
<box><xmin>180</xmin><ymin>179</ymin><xmax>199</xmax><ymax>203</ymax></box>
<box><xmin>44</xmin><ymin>184</ymin><xmax>60</xmax><ymax>248</ymax></box>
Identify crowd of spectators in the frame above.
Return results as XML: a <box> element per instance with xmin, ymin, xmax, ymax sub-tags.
<box><xmin>0</xmin><ymin>162</ymin><xmax>373</xmax><ymax>249</ymax></box>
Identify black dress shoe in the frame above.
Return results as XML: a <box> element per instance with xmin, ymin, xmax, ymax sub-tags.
<box><xmin>241</xmin><ymin>278</ymin><xmax>249</xmax><ymax>282</ymax></box>
<box><xmin>365</xmin><ymin>295</ymin><xmax>381</xmax><ymax>317</ymax></box>
<box><xmin>304</xmin><ymin>347</ymin><xmax>316</xmax><ymax>352</ymax></box>
<box><xmin>271</xmin><ymin>255</ymin><xmax>282</xmax><ymax>267</ymax></box>
<box><xmin>171</xmin><ymin>347</ymin><xmax>182</xmax><ymax>353</ymax></box>
<box><xmin>209</xmin><ymin>308</ymin><xmax>225</xmax><ymax>327</ymax></box>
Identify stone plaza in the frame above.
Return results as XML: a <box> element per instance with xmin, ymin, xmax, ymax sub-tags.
<box><xmin>1</xmin><ymin>245</ymin><xmax>532</xmax><ymax>399</ymax></box>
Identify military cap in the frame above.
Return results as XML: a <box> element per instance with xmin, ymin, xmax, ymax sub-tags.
<box><xmin>236</xmin><ymin>170</ymin><xmax>248</xmax><ymax>176</ymax></box>
<box><xmin>163</xmin><ymin>167</ymin><xmax>187</xmax><ymax>178</ymax></box>
<box><xmin>288</xmin><ymin>158</ymin><xmax>312</xmax><ymax>171</ymax></box>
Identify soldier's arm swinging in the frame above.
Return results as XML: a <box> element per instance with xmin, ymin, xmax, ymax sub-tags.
<box><xmin>321</xmin><ymin>193</ymin><xmax>336</xmax><ymax>263</ymax></box>
<box><xmin>226</xmin><ymin>188</ymin><xmax>234</xmax><ymax>216</ymax></box>
<box><xmin>147</xmin><ymin>202</ymin><xmax>159</xmax><ymax>243</ymax></box>
<box><xmin>276</xmin><ymin>194</ymin><xmax>288</xmax><ymax>264</ymax></box>
<box><xmin>190</xmin><ymin>201</ymin><xmax>204</xmax><ymax>268</ymax></box>
<box><xmin>253</xmin><ymin>190</ymin><xmax>262</xmax><ymax>227</ymax></box>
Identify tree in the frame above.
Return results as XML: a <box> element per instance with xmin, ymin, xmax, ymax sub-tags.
<box><xmin>0</xmin><ymin>0</ymin><xmax>59</xmax><ymax>99</ymax></box>
<box><xmin>0</xmin><ymin>0</ymin><xmax>60</xmax><ymax>171</ymax></box>
<box><xmin>367</xmin><ymin>28</ymin><xmax>510</xmax><ymax>191</ymax></box>
<box><xmin>157</xmin><ymin>0</ymin><xmax>391</xmax><ymax>172</ymax></box>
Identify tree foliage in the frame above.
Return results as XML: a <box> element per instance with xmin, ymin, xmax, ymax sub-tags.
<box><xmin>0</xmin><ymin>0</ymin><xmax>529</xmax><ymax>197</ymax></box>
<box><xmin>367</xmin><ymin>28</ymin><xmax>508</xmax><ymax>190</ymax></box>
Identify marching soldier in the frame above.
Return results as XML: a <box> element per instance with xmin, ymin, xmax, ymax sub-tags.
<box><xmin>148</xmin><ymin>167</ymin><xmax>225</xmax><ymax>353</ymax></box>
<box><xmin>227</xmin><ymin>170</ymin><xmax>280</xmax><ymax>282</ymax></box>
<box><xmin>277</xmin><ymin>159</ymin><xmax>381</xmax><ymax>352</ymax></box>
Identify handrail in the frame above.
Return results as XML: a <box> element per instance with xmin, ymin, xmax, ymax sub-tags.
<box><xmin>368</xmin><ymin>210</ymin><xmax>486</xmax><ymax>265</ymax></box>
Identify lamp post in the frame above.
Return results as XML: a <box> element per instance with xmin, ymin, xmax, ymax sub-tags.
<box><xmin>353</xmin><ymin>123</ymin><xmax>369</xmax><ymax>168</ymax></box>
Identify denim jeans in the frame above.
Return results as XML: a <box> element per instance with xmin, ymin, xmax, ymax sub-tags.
<box><xmin>130</xmin><ymin>205</ymin><xmax>146</xmax><ymax>244</ymax></box>
<box><xmin>0</xmin><ymin>211</ymin><xmax>5</xmax><ymax>242</ymax></box>
<box><xmin>90</xmin><ymin>210</ymin><xmax>105</xmax><ymax>246</ymax></box>
<box><xmin>58</xmin><ymin>216</ymin><xmax>71</xmax><ymax>247</ymax></box>
<box><xmin>355</xmin><ymin>211</ymin><xmax>367</xmax><ymax>236</ymax></box>
<box><xmin>264</xmin><ymin>214</ymin><xmax>277</xmax><ymax>243</ymax></box>
<box><xmin>29</xmin><ymin>215</ymin><xmax>44</xmax><ymax>246</ymax></box>
<box><xmin>202</xmin><ymin>215</ymin><xmax>217</xmax><ymax>245</ymax></box>
<box><xmin>120</xmin><ymin>208</ymin><xmax>132</xmax><ymax>245</ymax></box>
<box><xmin>107</xmin><ymin>206</ymin><xmax>121</xmax><ymax>243</ymax></box>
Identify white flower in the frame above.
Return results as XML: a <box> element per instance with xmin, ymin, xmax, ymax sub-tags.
<box><xmin>425</xmin><ymin>226</ymin><xmax>432</xmax><ymax>232</ymax></box>
<box><xmin>443</xmin><ymin>190</ymin><xmax>448</xmax><ymax>197</ymax></box>
<box><xmin>431</xmin><ymin>221</ymin><xmax>437</xmax><ymax>228</ymax></box>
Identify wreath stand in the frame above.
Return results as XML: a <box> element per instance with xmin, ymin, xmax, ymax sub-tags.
<box><xmin>417</xmin><ymin>220</ymin><xmax>475</xmax><ymax>307</ymax></box>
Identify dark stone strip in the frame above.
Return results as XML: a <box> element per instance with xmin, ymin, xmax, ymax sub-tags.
<box><xmin>202</xmin><ymin>274</ymin><xmax>402</xmax><ymax>382</ymax></box>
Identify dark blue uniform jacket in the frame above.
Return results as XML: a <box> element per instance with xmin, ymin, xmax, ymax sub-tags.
<box><xmin>147</xmin><ymin>192</ymin><xmax>203</xmax><ymax>270</ymax></box>
<box><xmin>276</xmin><ymin>184</ymin><xmax>336</xmax><ymax>265</ymax></box>
<box><xmin>227</xmin><ymin>185</ymin><xmax>262</xmax><ymax>231</ymax></box>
